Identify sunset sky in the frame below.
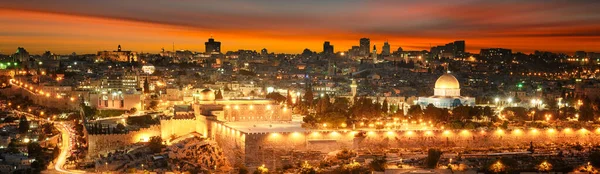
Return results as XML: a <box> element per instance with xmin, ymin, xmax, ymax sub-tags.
<box><xmin>1</xmin><ymin>0</ymin><xmax>599</xmax><ymax>55</ymax></box>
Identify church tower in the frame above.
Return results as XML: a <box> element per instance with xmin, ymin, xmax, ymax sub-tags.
<box><xmin>372</xmin><ymin>45</ymin><xmax>377</xmax><ymax>63</ymax></box>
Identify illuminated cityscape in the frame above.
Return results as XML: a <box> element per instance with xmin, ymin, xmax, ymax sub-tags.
<box><xmin>1</xmin><ymin>1</ymin><xmax>600</xmax><ymax>174</ymax></box>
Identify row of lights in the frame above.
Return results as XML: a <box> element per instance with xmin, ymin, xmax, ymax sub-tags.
<box><xmin>224</xmin><ymin>104</ymin><xmax>284</xmax><ymax>111</ymax></box>
<box><xmin>268</xmin><ymin>128</ymin><xmax>600</xmax><ymax>138</ymax></box>
<box><xmin>10</xmin><ymin>79</ymin><xmax>77</xmax><ymax>102</ymax></box>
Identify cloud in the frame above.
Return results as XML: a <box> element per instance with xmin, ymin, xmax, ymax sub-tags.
<box><xmin>0</xmin><ymin>0</ymin><xmax>599</xmax><ymax>54</ymax></box>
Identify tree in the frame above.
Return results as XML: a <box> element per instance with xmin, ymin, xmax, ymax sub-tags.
<box><xmin>147</xmin><ymin>101</ymin><xmax>159</xmax><ymax>110</ymax></box>
<box><xmin>369</xmin><ymin>157</ymin><xmax>386</xmax><ymax>172</ymax></box>
<box><xmin>425</xmin><ymin>149</ymin><xmax>442</xmax><ymax>169</ymax></box>
<box><xmin>52</xmin><ymin>145</ymin><xmax>60</xmax><ymax>159</ymax></box>
<box><xmin>579</xmin><ymin>97</ymin><xmax>595</xmax><ymax>121</ymax></box>
<box><xmin>74</xmin><ymin>123</ymin><xmax>84</xmax><ymax>135</ymax></box>
<box><xmin>148</xmin><ymin>136</ymin><xmax>163</xmax><ymax>153</ymax></box>
<box><xmin>320</xmin><ymin>112</ymin><xmax>347</xmax><ymax>128</ymax></box>
<box><xmin>127</xmin><ymin>115</ymin><xmax>159</xmax><ymax>127</ymax></box>
<box><xmin>3</xmin><ymin>116</ymin><xmax>17</xmax><ymax>123</ymax></box>
<box><xmin>303</xmin><ymin>84</ymin><xmax>314</xmax><ymax>108</ymax></box>
<box><xmin>286</xmin><ymin>91</ymin><xmax>293</xmax><ymax>106</ymax></box>
<box><xmin>502</xmin><ymin>107</ymin><xmax>528</xmax><ymax>121</ymax></box>
<box><xmin>423</xmin><ymin>104</ymin><xmax>442</xmax><ymax>121</ymax></box>
<box><xmin>302</xmin><ymin>114</ymin><xmax>318</xmax><ymax>128</ymax></box>
<box><xmin>143</xmin><ymin>78</ymin><xmax>150</xmax><ymax>93</ymax></box>
<box><xmin>81</xmin><ymin>104</ymin><xmax>98</xmax><ymax>119</ymax></box>
<box><xmin>254</xmin><ymin>165</ymin><xmax>269</xmax><ymax>174</ymax></box>
<box><xmin>41</xmin><ymin>123</ymin><xmax>54</xmax><ymax>135</ymax></box>
<box><xmin>332</xmin><ymin>97</ymin><xmax>350</xmax><ymax>113</ymax></box>
<box><xmin>238</xmin><ymin>164</ymin><xmax>249</xmax><ymax>174</ymax></box>
<box><xmin>266</xmin><ymin>92</ymin><xmax>286</xmax><ymax>103</ymax></box>
<box><xmin>300</xmin><ymin>161</ymin><xmax>317</xmax><ymax>174</ymax></box>
<box><xmin>18</xmin><ymin>116</ymin><xmax>29</xmax><ymax>133</ymax></box>
<box><xmin>115</xmin><ymin>123</ymin><xmax>126</xmax><ymax>133</ymax></box>
<box><xmin>381</xmin><ymin>98</ymin><xmax>389</xmax><ymax>114</ymax></box>
<box><xmin>315</xmin><ymin>94</ymin><xmax>331</xmax><ymax>114</ymax></box>
<box><xmin>590</xmin><ymin>150</ymin><xmax>600</xmax><ymax>168</ymax></box>
<box><xmin>215</xmin><ymin>89</ymin><xmax>224</xmax><ymax>100</ymax></box>
<box><xmin>27</xmin><ymin>142</ymin><xmax>43</xmax><ymax>158</ymax></box>
<box><xmin>452</xmin><ymin>106</ymin><xmax>471</xmax><ymax>121</ymax></box>
<box><xmin>483</xmin><ymin>106</ymin><xmax>493</xmax><ymax>117</ymax></box>
<box><xmin>407</xmin><ymin>105</ymin><xmax>423</xmax><ymax>118</ymax></box>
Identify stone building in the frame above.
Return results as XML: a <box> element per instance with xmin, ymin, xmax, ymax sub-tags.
<box><xmin>97</xmin><ymin>45</ymin><xmax>138</xmax><ymax>62</ymax></box>
<box><xmin>417</xmin><ymin>73</ymin><xmax>475</xmax><ymax>109</ymax></box>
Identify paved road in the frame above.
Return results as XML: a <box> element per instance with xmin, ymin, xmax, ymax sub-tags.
<box><xmin>53</xmin><ymin>122</ymin><xmax>85</xmax><ymax>173</ymax></box>
<box><xmin>13</xmin><ymin>110</ymin><xmax>85</xmax><ymax>173</ymax></box>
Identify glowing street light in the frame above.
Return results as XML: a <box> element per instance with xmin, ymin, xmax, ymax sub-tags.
<box><xmin>490</xmin><ymin>161</ymin><xmax>505</xmax><ymax>173</ymax></box>
<box><xmin>537</xmin><ymin>161</ymin><xmax>552</xmax><ymax>172</ymax></box>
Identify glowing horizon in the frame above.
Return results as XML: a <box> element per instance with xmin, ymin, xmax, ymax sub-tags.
<box><xmin>1</xmin><ymin>0</ymin><xmax>599</xmax><ymax>55</ymax></box>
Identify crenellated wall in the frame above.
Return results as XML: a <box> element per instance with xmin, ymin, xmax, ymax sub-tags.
<box><xmin>0</xmin><ymin>86</ymin><xmax>80</xmax><ymax>110</ymax></box>
<box><xmin>215</xmin><ymin>128</ymin><xmax>600</xmax><ymax>170</ymax></box>
<box><xmin>86</xmin><ymin>125</ymin><xmax>160</xmax><ymax>159</ymax></box>
<box><xmin>209</xmin><ymin>121</ymin><xmax>246</xmax><ymax>167</ymax></box>
<box><xmin>160</xmin><ymin>118</ymin><xmax>207</xmax><ymax>140</ymax></box>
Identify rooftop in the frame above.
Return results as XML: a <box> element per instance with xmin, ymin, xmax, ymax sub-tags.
<box><xmin>224</xmin><ymin>120</ymin><xmax>306</xmax><ymax>134</ymax></box>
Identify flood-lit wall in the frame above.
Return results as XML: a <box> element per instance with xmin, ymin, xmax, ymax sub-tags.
<box><xmin>86</xmin><ymin>125</ymin><xmax>160</xmax><ymax>159</ymax></box>
<box><xmin>214</xmin><ymin>127</ymin><xmax>600</xmax><ymax>169</ymax></box>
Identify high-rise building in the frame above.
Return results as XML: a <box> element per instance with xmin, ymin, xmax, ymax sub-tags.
<box><xmin>453</xmin><ymin>40</ymin><xmax>465</xmax><ymax>57</ymax></box>
<box><xmin>480</xmin><ymin>48</ymin><xmax>512</xmax><ymax>60</ymax></box>
<box><xmin>430</xmin><ymin>40</ymin><xmax>466</xmax><ymax>59</ymax></box>
<box><xmin>359</xmin><ymin>38</ymin><xmax>370</xmax><ymax>56</ymax></box>
<box><xmin>205</xmin><ymin>37</ymin><xmax>221</xmax><ymax>54</ymax></box>
<box><xmin>348</xmin><ymin>46</ymin><xmax>360</xmax><ymax>59</ymax></box>
<box><xmin>323</xmin><ymin>41</ymin><xmax>334</xmax><ymax>54</ymax></box>
<box><xmin>372</xmin><ymin>45</ymin><xmax>378</xmax><ymax>62</ymax></box>
<box><xmin>382</xmin><ymin>41</ymin><xmax>391</xmax><ymax>56</ymax></box>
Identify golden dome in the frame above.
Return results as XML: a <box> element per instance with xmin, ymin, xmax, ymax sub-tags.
<box><xmin>199</xmin><ymin>88</ymin><xmax>215</xmax><ymax>101</ymax></box>
<box><xmin>434</xmin><ymin>74</ymin><xmax>460</xmax><ymax>89</ymax></box>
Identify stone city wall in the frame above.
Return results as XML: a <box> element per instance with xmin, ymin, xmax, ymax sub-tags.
<box><xmin>160</xmin><ymin>119</ymin><xmax>206</xmax><ymax>140</ymax></box>
<box><xmin>1</xmin><ymin>86</ymin><xmax>79</xmax><ymax>110</ymax></box>
<box><xmin>233</xmin><ymin>128</ymin><xmax>600</xmax><ymax>169</ymax></box>
<box><xmin>209</xmin><ymin>121</ymin><xmax>246</xmax><ymax>167</ymax></box>
<box><xmin>86</xmin><ymin>125</ymin><xmax>160</xmax><ymax>160</ymax></box>
<box><xmin>223</xmin><ymin>104</ymin><xmax>292</xmax><ymax>122</ymax></box>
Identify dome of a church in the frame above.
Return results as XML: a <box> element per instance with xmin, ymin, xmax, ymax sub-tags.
<box><xmin>199</xmin><ymin>88</ymin><xmax>215</xmax><ymax>101</ymax></box>
<box><xmin>434</xmin><ymin>74</ymin><xmax>460</xmax><ymax>89</ymax></box>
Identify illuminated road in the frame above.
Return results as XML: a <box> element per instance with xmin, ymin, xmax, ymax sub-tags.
<box><xmin>54</xmin><ymin>122</ymin><xmax>85</xmax><ymax>174</ymax></box>
<box><xmin>12</xmin><ymin>110</ymin><xmax>85</xmax><ymax>173</ymax></box>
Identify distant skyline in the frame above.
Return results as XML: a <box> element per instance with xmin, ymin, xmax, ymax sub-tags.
<box><xmin>1</xmin><ymin>0</ymin><xmax>600</xmax><ymax>55</ymax></box>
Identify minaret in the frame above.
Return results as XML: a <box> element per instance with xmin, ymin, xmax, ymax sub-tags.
<box><xmin>118</xmin><ymin>45</ymin><xmax>121</xmax><ymax>52</ymax></box>
<box><xmin>350</xmin><ymin>79</ymin><xmax>357</xmax><ymax>97</ymax></box>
